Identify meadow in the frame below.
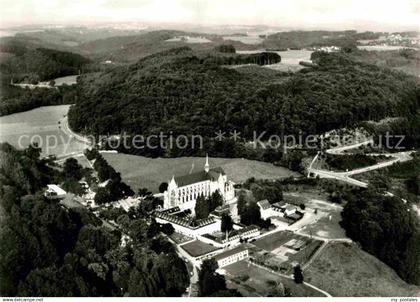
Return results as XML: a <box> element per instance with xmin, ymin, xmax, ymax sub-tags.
<box><xmin>0</xmin><ymin>105</ymin><xmax>88</xmax><ymax>156</ymax></box>
<box><xmin>224</xmin><ymin>260</ymin><xmax>324</xmax><ymax>297</ymax></box>
<box><xmin>304</xmin><ymin>242</ymin><xmax>420</xmax><ymax>297</ymax></box>
<box><xmin>102</xmin><ymin>153</ymin><xmax>300</xmax><ymax>193</ymax></box>
<box><xmin>236</xmin><ymin>49</ymin><xmax>313</xmax><ymax>72</ymax></box>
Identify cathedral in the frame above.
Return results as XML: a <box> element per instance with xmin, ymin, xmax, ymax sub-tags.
<box><xmin>163</xmin><ymin>155</ymin><xmax>235</xmax><ymax>210</ymax></box>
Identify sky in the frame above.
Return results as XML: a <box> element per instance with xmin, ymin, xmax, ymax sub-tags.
<box><xmin>0</xmin><ymin>0</ymin><xmax>419</xmax><ymax>31</ymax></box>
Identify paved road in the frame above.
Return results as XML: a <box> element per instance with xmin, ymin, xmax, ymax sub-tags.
<box><xmin>12</xmin><ymin>83</ymin><xmax>57</xmax><ymax>90</ymax></box>
<box><xmin>325</xmin><ymin>139</ymin><xmax>374</xmax><ymax>155</ymax></box>
<box><xmin>60</xmin><ymin>116</ymin><xmax>92</xmax><ymax>146</ymax></box>
<box><xmin>166</xmin><ymin>236</ymin><xmax>199</xmax><ymax>297</ymax></box>
<box><xmin>307</xmin><ymin>139</ymin><xmax>415</xmax><ymax>188</ymax></box>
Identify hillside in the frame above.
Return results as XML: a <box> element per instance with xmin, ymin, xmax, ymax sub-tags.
<box><xmin>262</xmin><ymin>30</ymin><xmax>381</xmax><ymax>49</ymax></box>
<box><xmin>0</xmin><ymin>38</ymin><xmax>93</xmax><ymax>115</ymax></box>
<box><xmin>79</xmin><ymin>30</ymin><xmax>257</xmax><ymax>62</ymax></box>
<box><xmin>346</xmin><ymin>48</ymin><xmax>420</xmax><ymax>77</ymax></box>
<box><xmin>68</xmin><ymin>46</ymin><xmax>419</xmax><ymax>159</ymax></box>
<box><xmin>305</xmin><ymin>242</ymin><xmax>420</xmax><ymax>296</ymax></box>
<box><xmin>101</xmin><ymin>153</ymin><xmax>300</xmax><ymax>192</ymax></box>
<box><xmin>0</xmin><ymin>42</ymin><xmax>91</xmax><ymax>82</ymax></box>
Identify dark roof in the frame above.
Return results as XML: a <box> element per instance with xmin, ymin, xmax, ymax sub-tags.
<box><xmin>174</xmin><ymin>167</ymin><xmax>225</xmax><ymax>187</ymax></box>
<box><xmin>257</xmin><ymin>199</ymin><xmax>271</xmax><ymax>210</ymax></box>
<box><xmin>160</xmin><ymin>206</ymin><xmax>181</xmax><ymax>214</ymax></box>
<box><xmin>214</xmin><ymin>246</ymin><xmax>248</xmax><ymax>261</ymax></box>
<box><xmin>155</xmin><ymin>211</ymin><xmax>216</xmax><ymax>229</ymax></box>
<box><xmin>272</xmin><ymin>201</ymin><xmax>286</xmax><ymax>210</ymax></box>
<box><xmin>286</xmin><ymin>212</ymin><xmax>304</xmax><ymax>221</ymax></box>
<box><xmin>181</xmin><ymin>240</ymin><xmax>221</xmax><ymax>257</ymax></box>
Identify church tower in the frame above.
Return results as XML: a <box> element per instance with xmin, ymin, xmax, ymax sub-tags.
<box><xmin>204</xmin><ymin>154</ymin><xmax>209</xmax><ymax>173</ymax></box>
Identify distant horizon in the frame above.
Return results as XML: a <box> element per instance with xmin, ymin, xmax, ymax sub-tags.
<box><xmin>0</xmin><ymin>21</ymin><xmax>418</xmax><ymax>34</ymax></box>
<box><xmin>0</xmin><ymin>0</ymin><xmax>419</xmax><ymax>33</ymax></box>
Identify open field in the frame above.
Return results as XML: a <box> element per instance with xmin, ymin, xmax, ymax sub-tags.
<box><xmin>53</xmin><ymin>75</ymin><xmax>78</xmax><ymax>86</ymax></box>
<box><xmin>299</xmin><ymin>209</ymin><xmax>346</xmax><ymax>239</ymax></box>
<box><xmin>0</xmin><ymin>105</ymin><xmax>88</xmax><ymax>156</ymax></box>
<box><xmin>237</xmin><ymin>49</ymin><xmax>313</xmax><ymax>72</ymax></box>
<box><xmin>223</xmin><ymin>35</ymin><xmax>263</xmax><ymax>45</ymax></box>
<box><xmin>102</xmin><ymin>153</ymin><xmax>300</xmax><ymax>192</ymax></box>
<box><xmin>252</xmin><ymin>231</ymin><xmax>295</xmax><ymax>252</ymax></box>
<box><xmin>282</xmin><ymin>192</ymin><xmax>348</xmax><ymax>240</ymax></box>
<box><xmin>304</xmin><ymin>242</ymin><xmax>420</xmax><ymax>297</ymax></box>
<box><xmin>297</xmin><ymin>198</ymin><xmax>347</xmax><ymax>239</ymax></box>
<box><xmin>180</xmin><ymin>240</ymin><xmax>220</xmax><ymax>257</ymax></box>
<box><xmin>224</xmin><ymin>260</ymin><xmax>324</xmax><ymax>297</ymax></box>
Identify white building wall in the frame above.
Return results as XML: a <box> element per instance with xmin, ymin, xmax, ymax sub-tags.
<box><xmin>217</xmin><ymin>250</ymin><xmax>249</xmax><ymax>268</ymax></box>
<box><xmin>155</xmin><ymin>217</ymin><xmax>221</xmax><ymax>238</ymax></box>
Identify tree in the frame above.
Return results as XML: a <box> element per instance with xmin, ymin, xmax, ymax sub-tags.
<box><xmin>214</xmin><ymin>44</ymin><xmax>236</xmax><ymax>53</ymax></box>
<box><xmin>63</xmin><ymin>157</ymin><xmax>82</xmax><ymax>180</ymax></box>
<box><xmin>159</xmin><ymin>182</ymin><xmax>168</xmax><ymax>193</ymax></box>
<box><xmin>195</xmin><ymin>195</ymin><xmax>209</xmax><ymax>220</ymax></box>
<box><xmin>340</xmin><ymin>190</ymin><xmax>420</xmax><ymax>284</ymax></box>
<box><xmin>293</xmin><ymin>265</ymin><xmax>304</xmax><ymax>284</ymax></box>
<box><xmin>138</xmin><ymin>188</ymin><xmax>152</xmax><ymax>197</ymax></box>
<box><xmin>161</xmin><ymin>223</ymin><xmax>175</xmax><ymax>236</ymax></box>
<box><xmin>221</xmin><ymin>214</ymin><xmax>233</xmax><ymax>239</ymax></box>
<box><xmin>94</xmin><ymin>187</ymin><xmax>112</xmax><ymax>205</ymax></box>
<box><xmin>208</xmin><ymin>191</ymin><xmax>223</xmax><ymax>212</ymax></box>
<box><xmin>128</xmin><ymin>219</ymin><xmax>148</xmax><ymax>243</ymax></box>
<box><xmin>25</xmin><ymin>143</ymin><xmax>41</xmax><ymax>160</ymax></box>
<box><xmin>329</xmin><ymin>191</ymin><xmax>342</xmax><ymax>203</ymax></box>
<box><xmin>61</xmin><ymin>179</ymin><xmax>85</xmax><ymax>195</ymax></box>
<box><xmin>368</xmin><ymin>173</ymin><xmax>391</xmax><ymax>192</ymax></box>
<box><xmin>240</xmin><ymin>202</ymin><xmax>261</xmax><ymax>226</ymax></box>
<box><xmin>198</xmin><ymin>259</ymin><xmax>227</xmax><ymax>296</ymax></box>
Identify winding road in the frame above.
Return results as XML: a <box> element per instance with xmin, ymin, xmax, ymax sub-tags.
<box><xmin>307</xmin><ymin>139</ymin><xmax>415</xmax><ymax>188</ymax></box>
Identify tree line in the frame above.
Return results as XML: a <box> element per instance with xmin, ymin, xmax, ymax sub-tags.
<box><xmin>0</xmin><ymin>143</ymin><xmax>190</xmax><ymax>296</ymax></box>
<box><xmin>68</xmin><ymin>47</ymin><xmax>419</xmax><ymax>163</ymax></box>
<box><xmin>340</xmin><ymin>189</ymin><xmax>420</xmax><ymax>285</ymax></box>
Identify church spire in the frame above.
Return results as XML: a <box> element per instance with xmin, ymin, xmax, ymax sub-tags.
<box><xmin>204</xmin><ymin>154</ymin><xmax>209</xmax><ymax>173</ymax></box>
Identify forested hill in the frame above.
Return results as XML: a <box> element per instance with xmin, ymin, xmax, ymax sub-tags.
<box><xmin>0</xmin><ymin>42</ymin><xmax>91</xmax><ymax>82</ymax></box>
<box><xmin>68</xmin><ymin>46</ymin><xmax>419</xmax><ymax>155</ymax></box>
<box><xmin>0</xmin><ymin>143</ymin><xmax>190</xmax><ymax>296</ymax></box>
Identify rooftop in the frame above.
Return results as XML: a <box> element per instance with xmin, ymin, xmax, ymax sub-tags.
<box><xmin>174</xmin><ymin>167</ymin><xmax>225</xmax><ymax>187</ymax></box>
<box><xmin>155</xmin><ymin>211</ymin><xmax>216</xmax><ymax>229</ymax></box>
<box><xmin>180</xmin><ymin>240</ymin><xmax>221</xmax><ymax>257</ymax></box>
<box><xmin>257</xmin><ymin>199</ymin><xmax>271</xmax><ymax>210</ymax></box>
<box><xmin>46</xmin><ymin>184</ymin><xmax>66</xmax><ymax>195</ymax></box>
<box><xmin>214</xmin><ymin>245</ymin><xmax>248</xmax><ymax>261</ymax></box>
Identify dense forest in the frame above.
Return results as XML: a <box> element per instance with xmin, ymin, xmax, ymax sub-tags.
<box><xmin>0</xmin><ymin>82</ymin><xmax>79</xmax><ymax>116</ymax></box>
<box><xmin>205</xmin><ymin>51</ymin><xmax>281</xmax><ymax>66</ymax></box>
<box><xmin>68</xmin><ymin>46</ymin><xmax>419</xmax><ymax>159</ymax></box>
<box><xmin>0</xmin><ymin>143</ymin><xmax>189</xmax><ymax>296</ymax></box>
<box><xmin>0</xmin><ymin>42</ymin><xmax>92</xmax><ymax>116</ymax></box>
<box><xmin>0</xmin><ymin>43</ymin><xmax>91</xmax><ymax>82</ymax></box>
<box><xmin>340</xmin><ymin>189</ymin><xmax>420</xmax><ymax>285</ymax></box>
<box><xmin>262</xmin><ymin>30</ymin><xmax>381</xmax><ymax>50</ymax></box>
<box><xmin>345</xmin><ymin>48</ymin><xmax>420</xmax><ymax>77</ymax></box>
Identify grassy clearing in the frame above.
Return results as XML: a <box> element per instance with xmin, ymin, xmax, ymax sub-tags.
<box><xmin>299</xmin><ymin>207</ymin><xmax>347</xmax><ymax>239</ymax></box>
<box><xmin>304</xmin><ymin>242</ymin><xmax>420</xmax><ymax>297</ymax></box>
<box><xmin>0</xmin><ymin>105</ymin><xmax>87</xmax><ymax>156</ymax></box>
<box><xmin>224</xmin><ymin>260</ymin><xmax>324</xmax><ymax>297</ymax></box>
<box><xmin>252</xmin><ymin>231</ymin><xmax>294</xmax><ymax>252</ymax></box>
<box><xmin>102</xmin><ymin>153</ymin><xmax>300</xmax><ymax>192</ymax></box>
